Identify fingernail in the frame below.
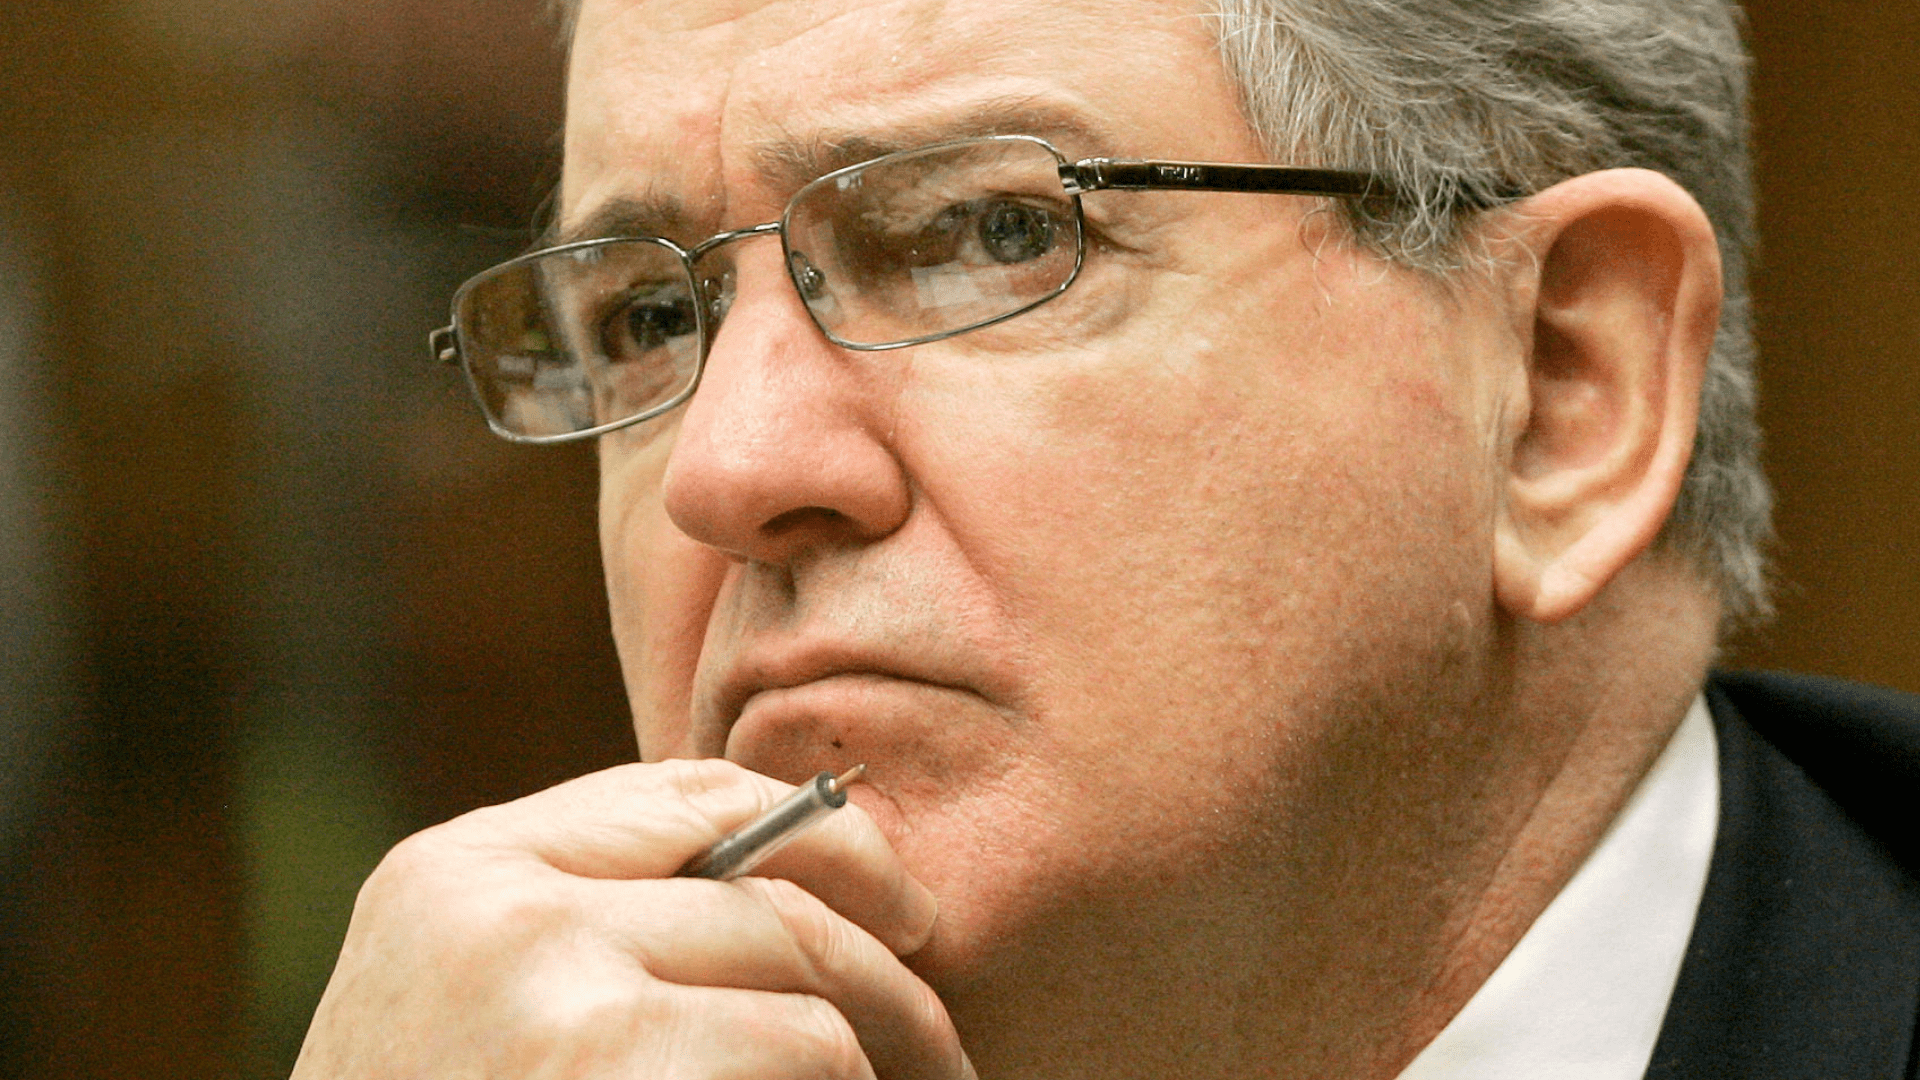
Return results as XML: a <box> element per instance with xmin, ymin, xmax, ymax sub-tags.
<box><xmin>959</xmin><ymin>1048</ymin><xmax>978</xmax><ymax>1080</ymax></box>
<box><xmin>904</xmin><ymin>878</ymin><xmax>939</xmax><ymax>951</ymax></box>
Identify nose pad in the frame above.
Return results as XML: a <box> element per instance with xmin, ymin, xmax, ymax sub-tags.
<box><xmin>699</xmin><ymin>269</ymin><xmax>737</xmax><ymax>334</ymax></box>
<box><xmin>786</xmin><ymin>249</ymin><xmax>841</xmax><ymax>328</ymax></box>
<box><xmin>788</xmin><ymin>250</ymin><xmax>827</xmax><ymax>300</ymax></box>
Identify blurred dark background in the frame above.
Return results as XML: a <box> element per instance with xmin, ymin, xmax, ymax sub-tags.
<box><xmin>0</xmin><ymin>2</ymin><xmax>1913</xmax><ymax>1076</ymax></box>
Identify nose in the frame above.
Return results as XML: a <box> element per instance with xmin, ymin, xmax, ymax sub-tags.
<box><xmin>658</xmin><ymin>241</ymin><xmax>912</xmax><ymax>565</ymax></box>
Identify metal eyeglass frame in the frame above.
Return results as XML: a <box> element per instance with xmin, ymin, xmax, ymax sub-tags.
<box><xmin>430</xmin><ymin>133</ymin><xmax>1399</xmax><ymax>444</ymax></box>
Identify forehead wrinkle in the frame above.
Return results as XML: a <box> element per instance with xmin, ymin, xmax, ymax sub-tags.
<box><xmin>746</xmin><ymin>97</ymin><xmax>1124</xmax><ymax>196</ymax></box>
<box><xmin>564</xmin><ymin>0</ymin><xmax>1179</xmax><ymax>249</ymax></box>
<box><xmin>565</xmin><ymin>95</ymin><xmax>1130</xmax><ymax>249</ymax></box>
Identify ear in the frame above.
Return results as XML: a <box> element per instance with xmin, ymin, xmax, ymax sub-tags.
<box><xmin>1492</xmin><ymin>168</ymin><xmax>1721</xmax><ymax>623</ymax></box>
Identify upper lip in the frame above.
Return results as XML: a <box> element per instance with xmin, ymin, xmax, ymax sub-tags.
<box><xmin>703</xmin><ymin>637</ymin><xmax>985</xmax><ymax>736</ymax></box>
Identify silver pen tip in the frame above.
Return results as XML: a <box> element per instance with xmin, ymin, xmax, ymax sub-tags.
<box><xmin>829</xmin><ymin>763</ymin><xmax>867</xmax><ymax>794</ymax></box>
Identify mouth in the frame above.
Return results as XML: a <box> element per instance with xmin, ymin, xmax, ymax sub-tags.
<box><xmin>703</xmin><ymin>641</ymin><xmax>1012</xmax><ymax>779</ymax></box>
<box><xmin>712</xmin><ymin>645</ymin><xmax>979</xmax><ymax>735</ymax></box>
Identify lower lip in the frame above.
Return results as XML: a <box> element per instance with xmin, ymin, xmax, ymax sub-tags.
<box><xmin>724</xmin><ymin>673</ymin><xmax>1001</xmax><ymax>769</ymax></box>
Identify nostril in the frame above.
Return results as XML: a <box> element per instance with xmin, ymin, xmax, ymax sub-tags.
<box><xmin>762</xmin><ymin>505</ymin><xmax>849</xmax><ymax>538</ymax></box>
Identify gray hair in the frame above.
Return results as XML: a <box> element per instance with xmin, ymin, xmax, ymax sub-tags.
<box><xmin>1209</xmin><ymin>0</ymin><xmax>1771</xmax><ymax>625</ymax></box>
<box><xmin>549</xmin><ymin>0</ymin><xmax>1773</xmax><ymax>624</ymax></box>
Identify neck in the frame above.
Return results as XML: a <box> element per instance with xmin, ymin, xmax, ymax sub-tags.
<box><xmin>929</xmin><ymin>562</ymin><xmax>1719</xmax><ymax>1080</ymax></box>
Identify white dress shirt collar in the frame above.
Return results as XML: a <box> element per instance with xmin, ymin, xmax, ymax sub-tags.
<box><xmin>1396</xmin><ymin>696</ymin><xmax>1719</xmax><ymax>1080</ymax></box>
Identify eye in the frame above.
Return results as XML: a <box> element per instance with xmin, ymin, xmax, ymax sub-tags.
<box><xmin>589</xmin><ymin>285</ymin><xmax>702</xmax><ymax>422</ymax></box>
<box><xmin>604</xmin><ymin>289</ymin><xmax>698</xmax><ymax>359</ymax></box>
<box><xmin>922</xmin><ymin>199</ymin><xmax>1063</xmax><ymax>267</ymax></box>
<box><xmin>975</xmin><ymin>201</ymin><xmax>1056</xmax><ymax>264</ymax></box>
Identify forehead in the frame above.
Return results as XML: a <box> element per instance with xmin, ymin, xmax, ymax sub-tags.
<box><xmin>562</xmin><ymin>0</ymin><xmax>1258</xmax><ymax>233</ymax></box>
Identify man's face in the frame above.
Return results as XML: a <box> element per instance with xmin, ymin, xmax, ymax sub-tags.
<box><xmin>569</xmin><ymin>0</ymin><xmax>1517</xmax><ymax>979</ymax></box>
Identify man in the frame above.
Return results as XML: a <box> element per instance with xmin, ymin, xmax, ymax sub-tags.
<box><xmin>298</xmin><ymin>0</ymin><xmax>1920</xmax><ymax>1077</ymax></box>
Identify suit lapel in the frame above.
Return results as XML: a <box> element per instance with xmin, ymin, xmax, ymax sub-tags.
<box><xmin>1644</xmin><ymin>676</ymin><xmax>1920</xmax><ymax>1079</ymax></box>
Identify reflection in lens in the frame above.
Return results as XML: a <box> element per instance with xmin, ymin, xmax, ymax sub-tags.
<box><xmin>980</xmin><ymin>202</ymin><xmax>1054</xmax><ymax>264</ymax></box>
<box><xmin>457</xmin><ymin>237</ymin><xmax>702</xmax><ymax>440</ymax></box>
<box><xmin>785</xmin><ymin>136</ymin><xmax>1080</xmax><ymax>348</ymax></box>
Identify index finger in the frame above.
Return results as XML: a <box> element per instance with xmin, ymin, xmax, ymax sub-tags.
<box><xmin>451</xmin><ymin>757</ymin><xmax>939</xmax><ymax>955</ymax></box>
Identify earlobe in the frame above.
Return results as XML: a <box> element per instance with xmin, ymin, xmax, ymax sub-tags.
<box><xmin>1492</xmin><ymin>169</ymin><xmax>1721</xmax><ymax>623</ymax></box>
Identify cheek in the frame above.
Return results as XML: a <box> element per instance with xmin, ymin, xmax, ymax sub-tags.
<box><xmin>600</xmin><ymin>431</ymin><xmax>725</xmax><ymax>759</ymax></box>
<box><xmin>899</xmin><ymin>267</ymin><xmax>1495</xmax><ymax>806</ymax></box>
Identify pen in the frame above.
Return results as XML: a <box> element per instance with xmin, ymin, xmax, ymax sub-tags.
<box><xmin>676</xmin><ymin>764</ymin><xmax>867</xmax><ymax>880</ymax></box>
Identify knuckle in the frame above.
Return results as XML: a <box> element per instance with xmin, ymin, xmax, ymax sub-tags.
<box><xmin>554</xmin><ymin>759</ymin><xmax>767</xmax><ymax>847</ymax></box>
<box><xmin>745</xmin><ymin>877</ymin><xmax>855</xmax><ymax>981</ymax></box>
<box><xmin>508</xmin><ymin>941</ymin><xmax>651</xmax><ymax>1040</ymax></box>
<box><xmin>785</xmin><ymin>994</ymin><xmax>872</xmax><ymax>1080</ymax></box>
<box><xmin>662</xmin><ymin>757</ymin><xmax>776</xmax><ymax>831</ymax></box>
<box><xmin>658</xmin><ymin>754</ymin><xmax>752</xmax><ymax>799</ymax></box>
<box><xmin>360</xmin><ymin>829</ymin><xmax>571</xmax><ymax>954</ymax></box>
<box><xmin>639</xmin><ymin>985</ymin><xmax>869</xmax><ymax>1080</ymax></box>
<box><xmin>461</xmin><ymin>956</ymin><xmax>675</xmax><ymax>1079</ymax></box>
<box><xmin>370</xmin><ymin>825</ymin><xmax>441</xmax><ymax>878</ymax></box>
<box><xmin>905</xmin><ymin>976</ymin><xmax>956</xmax><ymax>1047</ymax></box>
<box><xmin>356</xmin><ymin>827</ymin><xmax>456</xmax><ymax>911</ymax></box>
<box><xmin>476</xmin><ymin>880</ymin><xmax>570</xmax><ymax>946</ymax></box>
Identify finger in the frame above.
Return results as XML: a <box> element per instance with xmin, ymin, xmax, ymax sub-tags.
<box><xmin>593</xmin><ymin>981</ymin><xmax>880</xmax><ymax>1080</ymax></box>
<box><xmin>742</xmin><ymin>799</ymin><xmax>941</xmax><ymax>957</ymax></box>
<box><xmin>456</xmin><ymin>758</ymin><xmax>938</xmax><ymax>954</ymax></box>
<box><xmin>583</xmin><ymin>875</ymin><xmax>967</xmax><ymax>1080</ymax></box>
<box><xmin>475</xmin><ymin>758</ymin><xmax>785</xmax><ymax>877</ymax></box>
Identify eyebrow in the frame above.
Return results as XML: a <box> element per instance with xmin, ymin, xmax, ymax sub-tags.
<box><xmin>553</xmin><ymin>98</ymin><xmax>1120</xmax><ymax>248</ymax></box>
<box><xmin>549</xmin><ymin>192</ymin><xmax>696</xmax><ymax>249</ymax></box>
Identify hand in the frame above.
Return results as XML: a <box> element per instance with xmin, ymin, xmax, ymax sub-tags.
<box><xmin>291</xmin><ymin>758</ymin><xmax>972</xmax><ymax>1079</ymax></box>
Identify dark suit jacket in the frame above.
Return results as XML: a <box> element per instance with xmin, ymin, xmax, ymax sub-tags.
<box><xmin>1644</xmin><ymin>671</ymin><xmax>1920</xmax><ymax>1078</ymax></box>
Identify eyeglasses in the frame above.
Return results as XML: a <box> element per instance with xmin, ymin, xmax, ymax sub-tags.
<box><xmin>431</xmin><ymin>134</ymin><xmax>1392</xmax><ymax>444</ymax></box>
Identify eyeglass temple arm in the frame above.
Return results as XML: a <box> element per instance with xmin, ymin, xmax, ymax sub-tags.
<box><xmin>430</xmin><ymin>326</ymin><xmax>459</xmax><ymax>365</ymax></box>
<box><xmin>1059</xmin><ymin>158</ymin><xmax>1395</xmax><ymax>201</ymax></box>
<box><xmin>1058</xmin><ymin>158</ymin><xmax>1530</xmax><ymax>209</ymax></box>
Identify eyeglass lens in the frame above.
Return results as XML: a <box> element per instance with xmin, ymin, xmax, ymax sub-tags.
<box><xmin>453</xmin><ymin>135</ymin><xmax>1083</xmax><ymax>441</ymax></box>
<box><xmin>457</xmin><ymin>239</ymin><xmax>703</xmax><ymax>439</ymax></box>
<box><xmin>784</xmin><ymin>136</ymin><xmax>1081</xmax><ymax>348</ymax></box>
